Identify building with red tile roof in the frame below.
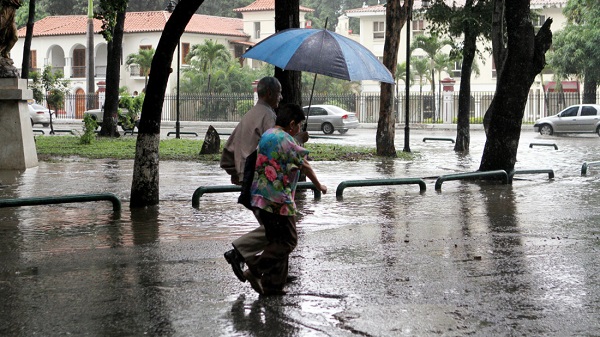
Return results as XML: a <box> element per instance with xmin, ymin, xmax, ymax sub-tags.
<box><xmin>12</xmin><ymin>10</ymin><xmax>252</xmax><ymax>117</ymax></box>
<box><xmin>233</xmin><ymin>0</ymin><xmax>314</xmax><ymax>13</ymax></box>
<box><xmin>11</xmin><ymin>3</ymin><xmax>315</xmax><ymax>118</ymax></box>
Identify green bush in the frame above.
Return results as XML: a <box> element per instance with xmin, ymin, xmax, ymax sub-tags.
<box><xmin>451</xmin><ymin>116</ymin><xmax>484</xmax><ymax>124</ymax></box>
<box><xmin>80</xmin><ymin>114</ymin><xmax>97</xmax><ymax>144</ymax></box>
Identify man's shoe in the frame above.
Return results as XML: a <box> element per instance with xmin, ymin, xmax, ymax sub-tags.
<box><xmin>262</xmin><ymin>287</ymin><xmax>287</xmax><ymax>296</ymax></box>
<box><xmin>286</xmin><ymin>275</ymin><xmax>298</xmax><ymax>283</ymax></box>
<box><xmin>243</xmin><ymin>269</ymin><xmax>264</xmax><ymax>295</ymax></box>
<box><xmin>224</xmin><ymin>249</ymin><xmax>246</xmax><ymax>282</ymax></box>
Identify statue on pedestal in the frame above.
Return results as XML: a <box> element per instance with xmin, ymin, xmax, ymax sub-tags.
<box><xmin>0</xmin><ymin>0</ymin><xmax>22</xmax><ymax>78</ymax></box>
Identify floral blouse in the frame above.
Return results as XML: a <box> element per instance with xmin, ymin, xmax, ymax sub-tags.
<box><xmin>250</xmin><ymin>127</ymin><xmax>309</xmax><ymax>216</ymax></box>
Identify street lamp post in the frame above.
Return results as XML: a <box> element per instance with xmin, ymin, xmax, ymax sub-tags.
<box><xmin>403</xmin><ymin>3</ymin><xmax>413</xmax><ymax>152</ymax></box>
<box><xmin>404</xmin><ymin>0</ymin><xmax>429</xmax><ymax>153</ymax></box>
<box><xmin>166</xmin><ymin>0</ymin><xmax>181</xmax><ymax>139</ymax></box>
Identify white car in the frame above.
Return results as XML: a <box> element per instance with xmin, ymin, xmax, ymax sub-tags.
<box><xmin>83</xmin><ymin>108</ymin><xmax>136</xmax><ymax>131</ymax></box>
<box><xmin>83</xmin><ymin>108</ymin><xmax>105</xmax><ymax>123</ymax></box>
<box><xmin>28</xmin><ymin>103</ymin><xmax>51</xmax><ymax>127</ymax></box>
<box><xmin>534</xmin><ymin>104</ymin><xmax>600</xmax><ymax>136</ymax></box>
<box><xmin>302</xmin><ymin>105</ymin><xmax>360</xmax><ymax>134</ymax></box>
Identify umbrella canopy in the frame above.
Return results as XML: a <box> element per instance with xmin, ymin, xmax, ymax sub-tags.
<box><xmin>242</xmin><ymin>28</ymin><xmax>395</xmax><ymax>84</ymax></box>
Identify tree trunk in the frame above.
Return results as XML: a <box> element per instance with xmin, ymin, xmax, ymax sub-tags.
<box><xmin>483</xmin><ymin>0</ymin><xmax>508</xmax><ymax>134</ymax></box>
<box><xmin>430</xmin><ymin>68</ymin><xmax>436</xmax><ymax>120</ymax></box>
<box><xmin>479</xmin><ymin>1</ymin><xmax>552</xmax><ymax>172</ymax></box>
<box><xmin>376</xmin><ymin>0</ymin><xmax>411</xmax><ymax>156</ymax></box>
<box><xmin>99</xmin><ymin>9</ymin><xmax>125</xmax><ymax>137</ymax></box>
<box><xmin>21</xmin><ymin>0</ymin><xmax>35</xmax><ymax>79</ymax></box>
<box><xmin>130</xmin><ymin>0</ymin><xmax>204</xmax><ymax>208</ymax></box>
<box><xmin>274</xmin><ymin>0</ymin><xmax>301</xmax><ymax>107</ymax></box>
<box><xmin>583</xmin><ymin>78</ymin><xmax>597</xmax><ymax>104</ymax></box>
<box><xmin>86</xmin><ymin>15</ymin><xmax>95</xmax><ymax>110</ymax></box>
<box><xmin>454</xmin><ymin>0</ymin><xmax>477</xmax><ymax>153</ymax></box>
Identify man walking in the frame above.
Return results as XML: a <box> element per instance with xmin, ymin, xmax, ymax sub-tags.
<box><xmin>220</xmin><ymin>77</ymin><xmax>283</xmax><ymax>282</ymax></box>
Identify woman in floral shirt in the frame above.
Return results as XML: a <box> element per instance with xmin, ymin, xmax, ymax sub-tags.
<box><xmin>243</xmin><ymin>103</ymin><xmax>327</xmax><ymax>296</ymax></box>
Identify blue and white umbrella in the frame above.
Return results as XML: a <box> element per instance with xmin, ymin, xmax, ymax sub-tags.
<box><xmin>242</xmin><ymin>28</ymin><xmax>395</xmax><ymax>84</ymax></box>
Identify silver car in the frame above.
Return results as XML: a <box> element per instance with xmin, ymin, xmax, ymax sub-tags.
<box><xmin>28</xmin><ymin>103</ymin><xmax>51</xmax><ymax>127</ymax></box>
<box><xmin>302</xmin><ymin>105</ymin><xmax>359</xmax><ymax>134</ymax></box>
<box><xmin>534</xmin><ymin>104</ymin><xmax>600</xmax><ymax>136</ymax></box>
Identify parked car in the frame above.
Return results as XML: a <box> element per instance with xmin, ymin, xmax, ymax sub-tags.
<box><xmin>302</xmin><ymin>105</ymin><xmax>359</xmax><ymax>134</ymax></box>
<box><xmin>533</xmin><ymin>104</ymin><xmax>600</xmax><ymax>136</ymax></box>
<box><xmin>28</xmin><ymin>103</ymin><xmax>51</xmax><ymax>127</ymax></box>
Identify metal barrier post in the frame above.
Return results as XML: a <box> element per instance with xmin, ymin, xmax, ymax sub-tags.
<box><xmin>0</xmin><ymin>193</ymin><xmax>121</xmax><ymax>215</ymax></box>
<box><xmin>336</xmin><ymin>178</ymin><xmax>426</xmax><ymax>200</ymax></box>
<box><xmin>435</xmin><ymin>170</ymin><xmax>508</xmax><ymax>191</ymax></box>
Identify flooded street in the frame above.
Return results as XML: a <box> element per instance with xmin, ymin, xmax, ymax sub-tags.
<box><xmin>1</xmin><ymin>127</ymin><xmax>600</xmax><ymax>335</ymax></box>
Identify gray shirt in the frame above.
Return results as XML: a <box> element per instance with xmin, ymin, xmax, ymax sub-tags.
<box><xmin>220</xmin><ymin>100</ymin><xmax>276</xmax><ymax>184</ymax></box>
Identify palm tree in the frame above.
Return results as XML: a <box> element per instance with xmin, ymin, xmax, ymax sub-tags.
<box><xmin>411</xmin><ymin>34</ymin><xmax>452</xmax><ymax>119</ymax></box>
<box><xmin>395</xmin><ymin>62</ymin><xmax>408</xmax><ymax>120</ymax></box>
<box><xmin>126</xmin><ymin>48</ymin><xmax>155</xmax><ymax>90</ymax></box>
<box><xmin>411</xmin><ymin>56</ymin><xmax>431</xmax><ymax>122</ymax></box>
<box><xmin>187</xmin><ymin>39</ymin><xmax>230</xmax><ymax>93</ymax></box>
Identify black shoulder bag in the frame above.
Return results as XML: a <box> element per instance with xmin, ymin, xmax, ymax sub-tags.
<box><xmin>238</xmin><ymin>150</ymin><xmax>257</xmax><ymax>210</ymax></box>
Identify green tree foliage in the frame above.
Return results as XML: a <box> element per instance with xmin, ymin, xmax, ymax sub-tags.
<box><xmin>548</xmin><ymin>0</ymin><xmax>600</xmax><ymax>103</ymax></box>
<box><xmin>411</xmin><ymin>34</ymin><xmax>452</xmax><ymax>116</ymax></box>
<box><xmin>126</xmin><ymin>48</ymin><xmax>155</xmax><ymax>89</ymax></box>
<box><xmin>15</xmin><ymin>1</ymin><xmax>47</xmax><ymax>28</ymax></box>
<box><xmin>422</xmin><ymin>0</ymin><xmax>494</xmax><ymax>152</ymax></box>
<box><xmin>301</xmin><ymin>73</ymin><xmax>357</xmax><ymax>95</ymax></box>
<box><xmin>186</xmin><ymin>40</ymin><xmax>231</xmax><ymax>93</ymax></box>
<box><xmin>181</xmin><ymin>58</ymin><xmax>270</xmax><ymax>93</ymax></box>
<box><xmin>30</xmin><ymin>65</ymin><xmax>69</xmax><ymax>107</ymax></box>
<box><xmin>30</xmin><ymin>65</ymin><xmax>69</xmax><ymax>134</ymax></box>
<box><xmin>303</xmin><ymin>0</ymin><xmax>377</xmax><ymax>31</ymax></box>
<box><xmin>38</xmin><ymin>0</ymin><xmax>88</xmax><ymax>15</ymax></box>
<box><xmin>125</xmin><ymin>0</ymin><xmax>164</xmax><ymax>12</ymax></box>
<box><xmin>411</xmin><ymin>56</ymin><xmax>430</xmax><ymax>113</ymax></box>
<box><xmin>196</xmin><ymin>0</ymin><xmax>252</xmax><ymax>18</ymax></box>
<box><xmin>95</xmin><ymin>0</ymin><xmax>128</xmax><ymax>42</ymax></box>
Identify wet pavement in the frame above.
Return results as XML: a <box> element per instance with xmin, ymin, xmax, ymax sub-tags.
<box><xmin>2</xmin><ymin>125</ymin><xmax>600</xmax><ymax>336</ymax></box>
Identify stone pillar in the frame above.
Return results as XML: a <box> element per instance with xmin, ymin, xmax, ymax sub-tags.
<box><xmin>0</xmin><ymin>78</ymin><xmax>38</xmax><ymax>170</ymax></box>
<box><xmin>440</xmin><ymin>77</ymin><xmax>456</xmax><ymax>124</ymax></box>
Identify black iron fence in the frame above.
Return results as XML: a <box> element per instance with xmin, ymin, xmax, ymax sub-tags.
<box><xmin>45</xmin><ymin>91</ymin><xmax>598</xmax><ymax>124</ymax></box>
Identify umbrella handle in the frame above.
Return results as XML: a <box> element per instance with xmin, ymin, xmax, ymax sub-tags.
<box><xmin>304</xmin><ymin>72</ymin><xmax>318</xmax><ymax>132</ymax></box>
<box><xmin>303</xmin><ymin>18</ymin><xmax>328</xmax><ymax>132</ymax></box>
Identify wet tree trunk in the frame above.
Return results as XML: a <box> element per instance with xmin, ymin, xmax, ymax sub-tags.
<box><xmin>274</xmin><ymin>0</ymin><xmax>301</xmax><ymax>107</ymax></box>
<box><xmin>21</xmin><ymin>0</ymin><xmax>35</xmax><ymax>79</ymax></box>
<box><xmin>454</xmin><ymin>1</ymin><xmax>476</xmax><ymax>153</ymax></box>
<box><xmin>479</xmin><ymin>0</ymin><xmax>552</xmax><ymax>172</ymax></box>
<box><xmin>130</xmin><ymin>0</ymin><xmax>204</xmax><ymax>208</ymax></box>
<box><xmin>377</xmin><ymin>0</ymin><xmax>411</xmax><ymax>156</ymax></box>
<box><xmin>483</xmin><ymin>0</ymin><xmax>508</xmax><ymax>134</ymax></box>
<box><xmin>583</xmin><ymin>78</ymin><xmax>597</xmax><ymax>104</ymax></box>
<box><xmin>99</xmin><ymin>9</ymin><xmax>125</xmax><ymax>137</ymax></box>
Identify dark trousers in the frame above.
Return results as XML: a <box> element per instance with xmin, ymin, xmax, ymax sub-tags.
<box><xmin>245</xmin><ymin>209</ymin><xmax>297</xmax><ymax>291</ymax></box>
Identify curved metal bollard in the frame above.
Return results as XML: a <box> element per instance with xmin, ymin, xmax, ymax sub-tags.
<box><xmin>581</xmin><ymin>161</ymin><xmax>600</xmax><ymax>176</ymax></box>
<box><xmin>529</xmin><ymin>142</ymin><xmax>558</xmax><ymax>150</ymax></box>
<box><xmin>336</xmin><ymin>178</ymin><xmax>426</xmax><ymax>200</ymax></box>
<box><xmin>423</xmin><ymin>137</ymin><xmax>455</xmax><ymax>143</ymax></box>
<box><xmin>435</xmin><ymin>170</ymin><xmax>508</xmax><ymax>191</ymax></box>
<box><xmin>508</xmin><ymin>169</ymin><xmax>555</xmax><ymax>183</ymax></box>
<box><xmin>0</xmin><ymin>193</ymin><xmax>121</xmax><ymax>215</ymax></box>
<box><xmin>192</xmin><ymin>182</ymin><xmax>321</xmax><ymax>208</ymax></box>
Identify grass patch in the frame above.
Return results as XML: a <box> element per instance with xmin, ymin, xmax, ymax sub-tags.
<box><xmin>34</xmin><ymin>135</ymin><xmax>415</xmax><ymax>162</ymax></box>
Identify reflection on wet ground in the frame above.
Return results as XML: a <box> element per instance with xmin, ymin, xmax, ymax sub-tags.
<box><xmin>1</xmin><ymin>130</ymin><xmax>600</xmax><ymax>335</ymax></box>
